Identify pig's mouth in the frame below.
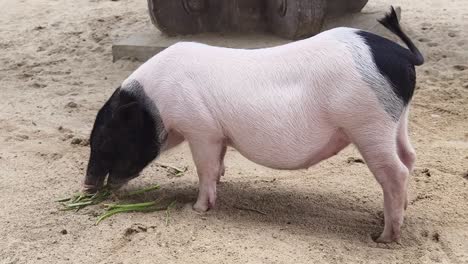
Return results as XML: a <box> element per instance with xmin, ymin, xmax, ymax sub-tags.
<box><xmin>106</xmin><ymin>178</ymin><xmax>129</xmax><ymax>190</ymax></box>
<box><xmin>108</xmin><ymin>173</ymin><xmax>140</xmax><ymax>188</ymax></box>
<box><xmin>83</xmin><ymin>173</ymin><xmax>140</xmax><ymax>193</ymax></box>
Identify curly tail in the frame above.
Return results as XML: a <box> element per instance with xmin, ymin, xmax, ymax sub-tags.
<box><xmin>378</xmin><ymin>6</ymin><xmax>424</xmax><ymax>66</ymax></box>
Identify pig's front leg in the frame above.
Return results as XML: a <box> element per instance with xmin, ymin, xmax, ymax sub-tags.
<box><xmin>217</xmin><ymin>145</ymin><xmax>227</xmax><ymax>184</ymax></box>
<box><xmin>189</xmin><ymin>139</ymin><xmax>224</xmax><ymax>212</ymax></box>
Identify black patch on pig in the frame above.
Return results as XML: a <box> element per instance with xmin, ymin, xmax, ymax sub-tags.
<box><xmin>87</xmin><ymin>82</ymin><xmax>164</xmax><ymax>188</ymax></box>
<box><xmin>357</xmin><ymin>30</ymin><xmax>417</xmax><ymax>105</ymax></box>
<box><xmin>85</xmin><ymin>88</ymin><xmax>120</xmax><ymax>189</ymax></box>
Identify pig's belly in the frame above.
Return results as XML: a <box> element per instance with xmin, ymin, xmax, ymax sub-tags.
<box><xmin>226</xmin><ymin>127</ymin><xmax>350</xmax><ymax>170</ymax></box>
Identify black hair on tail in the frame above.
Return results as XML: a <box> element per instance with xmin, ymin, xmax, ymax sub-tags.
<box><xmin>378</xmin><ymin>6</ymin><xmax>424</xmax><ymax>66</ymax></box>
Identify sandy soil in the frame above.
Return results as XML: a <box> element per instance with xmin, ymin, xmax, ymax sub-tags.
<box><xmin>0</xmin><ymin>0</ymin><xmax>467</xmax><ymax>263</ymax></box>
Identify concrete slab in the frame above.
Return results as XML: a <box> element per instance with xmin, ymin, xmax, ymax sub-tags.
<box><xmin>112</xmin><ymin>6</ymin><xmax>401</xmax><ymax>62</ymax></box>
<box><xmin>112</xmin><ymin>31</ymin><xmax>290</xmax><ymax>62</ymax></box>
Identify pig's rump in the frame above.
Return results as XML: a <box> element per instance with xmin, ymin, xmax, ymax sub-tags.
<box><xmin>124</xmin><ymin>27</ymin><xmax>404</xmax><ymax>170</ymax></box>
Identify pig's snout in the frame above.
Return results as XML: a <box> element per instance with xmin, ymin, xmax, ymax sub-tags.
<box><xmin>82</xmin><ymin>183</ymin><xmax>100</xmax><ymax>194</ymax></box>
<box><xmin>83</xmin><ymin>150</ymin><xmax>109</xmax><ymax>193</ymax></box>
<box><xmin>82</xmin><ymin>174</ymin><xmax>106</xmax><ymax>193</ymax></box>
<box><xmin>82</xmin><ymin>168</ymin><xmax>107</xmax><ymax>193</ymax></box>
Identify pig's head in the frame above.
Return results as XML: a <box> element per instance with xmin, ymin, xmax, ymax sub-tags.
<box><xmin>83</xmin><ymin>87</ymin><xmax>162</xmax><ymax>193</ymax></box>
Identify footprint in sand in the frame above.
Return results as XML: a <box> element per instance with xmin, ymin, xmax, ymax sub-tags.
<box><xmin>30</xmin><ymin>82</ymin><xmax>47</xmax><ymax>88</ymax></box>
<box><xmin>420</xmin><ymin>22</ymin><xmax>433</xmax><ymax>31</ymax></box>
<box><xmin>418</xmin><ymin>38</ymin><xmax>439</xmax><ymax>47</ymax></box>
<box><xmin>5</xmin><ymin>134</ymin><xmax>30</xmax><ymax>142</ymax></box>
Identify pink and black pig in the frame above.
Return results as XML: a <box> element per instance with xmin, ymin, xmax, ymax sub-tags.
<box><xmin>83</xmin><ymin>7</ymin><xmax>423</xmax><ymax>243</ymax></box>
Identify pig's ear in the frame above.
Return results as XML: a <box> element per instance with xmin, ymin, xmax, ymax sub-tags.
<box><xmin>114</xmin><ymin>102</ymin><xmax>143</xmax><ymax>126</ymax></box>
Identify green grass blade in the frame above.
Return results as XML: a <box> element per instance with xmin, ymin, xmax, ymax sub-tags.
<box><xmin>95</xmin><ymin>205</ymin><xmax>166</xmax><ymax>225</ymax></box>
<box><xmin>104</xmin><ymin>201</ymin><xmax>158</xmax><ymax>210</ymax></box>
<box><xmin>66</xmin><ymin>200</ymin><xmax>94</xmax><ymax>208</ymax></box>
<box><xmin>95</xmin><ymin>208</ymin><xmax>128</xmax><ymax>225</ymax></box>
<box><xmin>165</xmin><ymin>200</ymin><xmax>177</xmax><ymax>226</ymax></box>
<box><xmin>56</xmin><ymin>197</ymin><xmax>72</xmax><ymax>202</ymax></box>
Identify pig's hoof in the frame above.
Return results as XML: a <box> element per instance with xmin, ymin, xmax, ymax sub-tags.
<box><xmin>374</xmin><ymin>234</ymin><xmax>401</xmax><ymax>244</ymax></box>
<box><xmin>192</xmin><ymin>202</ymin><xmax>209</xmax><ymax>213</ymax></box>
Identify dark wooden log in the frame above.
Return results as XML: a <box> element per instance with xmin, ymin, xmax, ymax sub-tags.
<box><xmin>327</xmin><ymin>0</ymin><xmax>369</xmax><ymax>17</ymax></box>
<box><xmin>147</xmin><ymin>0</ymin><xmax>221</xmax><ymax>36</ymax></box>
<box><xmin>267</xmin><ymin>0</ymin><xmax>326</xmax><ymax>40</ymax></box>
<box><xmin>147</xmin><ymin>0</ymin><xmax>368</xmax><ymax>39</ymax></box>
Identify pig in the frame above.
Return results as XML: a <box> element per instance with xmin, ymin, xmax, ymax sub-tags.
<box><xmin>83</xmin><ymin>6</ymin><xmax>423</xmax><ymax>243</ymax></box>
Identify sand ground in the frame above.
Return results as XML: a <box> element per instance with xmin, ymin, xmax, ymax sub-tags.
<box><xmin>0</xmin><ymin>0</ymin><xmax>467</xmax><ymax>263</ymax></box>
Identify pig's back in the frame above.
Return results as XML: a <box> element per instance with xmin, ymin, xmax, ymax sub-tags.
<box><xmin>124</xmin><ymin>28</ymin><xmax>389</xmax><ymax>169</ymax></box>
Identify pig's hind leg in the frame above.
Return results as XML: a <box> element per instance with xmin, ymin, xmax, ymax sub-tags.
<box><xmin>189</xmin><ymin>138</ymin><xmax>225</xmax><ymax>212</ymax></box>
<box><xmin>396</xmin><ymin>108</ymin><xmax>416</xmax><ymax>173</ymax></box>
<box><xmin>350</xmin><ymin>124</ymin><xmax>409</xmax><ymax>243</ymax></box>
<box><xmin>396</xmin><ymin>108</ymin><xmax>415</xmax><ymax>210</ymax></box>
